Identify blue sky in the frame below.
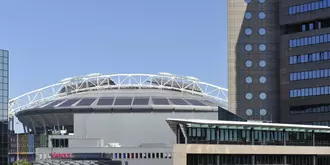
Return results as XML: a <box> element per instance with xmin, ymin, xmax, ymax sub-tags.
<box><xmin>0</xmin><ymin>0</ymin><xmax>227</xmax><ymax>99</ymax></box>
<box><xmin>1</xmin><ymin>0</ymin><xmax>227</xmax><ymax>132</ymax></box>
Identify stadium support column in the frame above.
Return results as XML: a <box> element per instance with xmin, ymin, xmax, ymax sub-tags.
<box><xmin>312</xmin><ymin>131</ymin><xmax>315</xmax><ymax>146</ymax></box>
<box><xmin>11</xmin><ymin>117</ymin><xmax>14</xmax><ymax>131</ymax></box>
<box><xmin>177</xmin><ymin>125</ymin><xmax>180</xmax><ymax>144</ymax></box>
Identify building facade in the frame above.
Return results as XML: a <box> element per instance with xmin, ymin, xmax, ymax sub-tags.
<box><xmin>228</xmin><ymin>0</ymin><xmax>330</xmax><ymax>125</ymax></box>
<box><xmin>168</xmin><ymin>118</ymin><xmax>330</xmax><ymax>165</ymax></box>
<box><xmin>228</xmin><ymin>0</ymin><xmax>280</xmax><ymax>122</ymax></box>
<box><xmin>0</xmin><ymin>49</ymin><xmax>9</xmax><ymax>164</ymax></box>
<box><xmin>279</xmin><ymin>0</ymin><xmax>330</xmax><ymax>126</ymax></box>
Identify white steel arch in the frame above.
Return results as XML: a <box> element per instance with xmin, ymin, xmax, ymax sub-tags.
<box><xmin>8</xmin><ymin>73</ymin><xmax>228</xmax><ymax>117</ymax></box>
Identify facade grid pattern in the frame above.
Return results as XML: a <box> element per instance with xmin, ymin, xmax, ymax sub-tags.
<box><xmin>0</xmin><ymin>49</ymin><xmax>9</xmax><ymax>165</ymax></box>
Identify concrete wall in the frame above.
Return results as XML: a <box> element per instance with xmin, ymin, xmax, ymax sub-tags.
<box><xmin>73</xmin><ymin>112</ymin><xmax>217</xmax><ymax>147</ymax></box>
<box><xmin>228</xmin><ymin>0</ymin><xmax>280</xmax><ymax>122</ymax></box>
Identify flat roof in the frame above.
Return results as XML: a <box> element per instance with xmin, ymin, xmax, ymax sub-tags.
<box><xmin>166</xmin><ymin>118</ymin><xmax>330</xmax><ymax>132</ymax></box>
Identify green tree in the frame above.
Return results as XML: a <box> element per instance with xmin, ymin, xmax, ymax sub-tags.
<box><xmin>13</xmin><ymin>159</ymin><xmax>31</xmax><ymax>165</ymax></box>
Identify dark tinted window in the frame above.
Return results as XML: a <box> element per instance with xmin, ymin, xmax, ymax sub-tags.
<box><xmin>114</xmin><ymin>97</ymin><xmax>133</xmax><ymax>105</ymax></box>
<box><xmin>152</xmin><ymin>98</ymin><xmax>169</xmax><ymax>105</ymax></box>
<box><xmin>76</xmin><ymin>98</ymin><xmax>96</xmax><ymax>106</ymax></box>
<box><xmin>43</xmin><ymin>100</ymin><xmax>65</xmax><ymax>108</ymax></box>
<box><xmin>97</xmin><ymin>97</ymin><xmax>114</xmax><ymax>105</ymax></box>
<box><xmin>170</xmin><ymin>99</ymin><xmax>188</xmax><ymax>105</ymax></box>
<box><xmin>185</xmin><ymin>99</ymin><xmax>205</xmax><ymax>106</ymax></box>
<box><xmin>57</xmin><ymin>99</ymin><xmax>80</xmax><ymax>107</ymax></box>
<box><xmin>133</xmin><ymin>98</ymin><xmax>149</xmax><ymax>105</ymax></box>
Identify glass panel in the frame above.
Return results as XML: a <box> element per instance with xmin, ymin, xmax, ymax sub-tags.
<box><xmin>57</xmin><ymin>99</ymin><xmax>80</xmax><ymax>107</ymax></box>
<box><xmin>42</xmin><ymin>100</ymin><xmax>65</xmax><ymax>108</ymax></box>
<box><xmin>133</xmin><ymin>97</ymin><xmax>149</xmax><ymax>105</ymax></box>
<box><xmin>152</xmin><ymin>98</ymin><xmax>170</xmax><ymax>105</ymax></box>
<box><xmin>170</xmin><ymin>98</ymin><xmax>189</xmax><ymax>105</ymax></box>
<box><xmin>114</xmin><ymin>97</ymin><xmax>133</xmax><ymax>105</ymax></box>
<box><xmin>186</xmin><ymin>99</ymin><xmax>206</xmax><ymax>106</ymax></box>
<box><xmin>202</xmin><ymin>100</ymin><xmax>217</xmax><ymax>106</ymax></box>
<box><xmin>76</xmin><ymin>98</ymin><xmax>96</xmax><ymax>106</ymax></box>
<box><xmin>97</xmin><ymin>97</ymin><xmax>115</xmax><ymax>105</ymax></box>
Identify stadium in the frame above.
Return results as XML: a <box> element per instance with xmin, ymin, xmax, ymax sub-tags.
<box><xmin>8</xmin><ymin>73</ymin><xmax>229</xmax><ymax>165</ymax></box>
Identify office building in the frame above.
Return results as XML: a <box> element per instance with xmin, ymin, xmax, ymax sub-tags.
<box><xmin>228</xmin><ymin>0</ymin><xmax>330</xmax><ymax>125</ymax></box>
<box><xmin>280</xmin><ymin>0</ymin><xmax>330</xmax><ymax>126</ymax></box>
<box><xmin>0</xmin><ymin>49</ymin><xmax>9</xmax><ymax>165</ymax></box>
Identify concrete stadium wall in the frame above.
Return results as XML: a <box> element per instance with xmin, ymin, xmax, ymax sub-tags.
<box><xmin>73</xmin><ymin>112</ymin><xmax>217</xmax><ymax>147</ymax></box>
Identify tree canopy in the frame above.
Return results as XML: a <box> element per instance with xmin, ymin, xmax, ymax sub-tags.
<box><xmin>13</xmin><ymin>159</ymin><xmax>31</xmax><ymax>165</ymax></box>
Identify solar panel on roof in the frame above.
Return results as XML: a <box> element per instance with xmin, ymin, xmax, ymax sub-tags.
<box><xmin>152</xmin><ymin>98</ymin><xmax>170</xmax><ymax>105</ymax></box>
<box><xmin>57</xmin><ymin>99</ymin><xmax>80</xmax><ymax>107</ymax></box>
<box><xmin>133</xmin><ymin>98</ymin><xmax>149</xmax><ymax>105</ymax></box>
<box><xmin>170</xmin><ymin>99</ymin><xmax>188</xmax><ymax>105</ymax></box>
<box><xmin>185</xmin><ymin>99</ymin><xmax>205</xmax><ymax>106</ymax></box>
<box><xmin>114</xmin><ymin>98</ymin><xmax>133</xmax><ymax>105</ymax></box>
<box><xmin>43</xmin><ymin>100</ymin><xmax>65</xmax><ymax>108</ymax></box>
<box><xmin>76</xmin><ymin>98</ymin><xmax>96</xmax><ymax>106</ymax></box>
<box><xmin>97</xmin><ymin>97</ymin><xmax>114</xmax><ymax>105</ymax></box>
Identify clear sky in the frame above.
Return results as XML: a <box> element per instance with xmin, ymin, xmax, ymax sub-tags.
<box><xmin>0</xmin><ymin>0</ymin><xmax>227</xmax><ymax>131</ymax></box>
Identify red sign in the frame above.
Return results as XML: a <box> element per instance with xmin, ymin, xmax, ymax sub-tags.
<box><xmin>52</xmin><ymin>152</ymin><xmax>72</xmax><ymax>159</ymax></box>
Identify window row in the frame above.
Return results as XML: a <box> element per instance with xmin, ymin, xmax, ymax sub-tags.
<box><xmin>303</xmin><ymin>121</ymin><xmax>330</xmax><ymax>127</ymax></box>
<box><xmin>185</xmin><ymin>127</ymin><xmax>330</xmax><ymax>146</ymax></box>
<box><xmin>188</xmin><ymin>154</ymin><xmax>330</xmax><ymax>165</ymax></box>
<box><xmin>289</xmin><ymin>51</ymin><xmax>330</xmax><ymax>64</ymax></box>
<box><xmin>290</xmin><ymin>86</ymin><xmax>330</xmax><ymax>98</ymax></box>
<box><xmin>112</xmin><ymin>152</ymin><xmax>171</xmax><ymax>160</ymax></box>
<box><xmin>290</xmin><ymin>68</ymin><xmax>330</xmax><ymax>81</ymax></box>
<box><xmin>289</xmin><ymin>33</ymin><xmax>330</xmax><ymax>48</ymax></box>
<box><xmin>0</xmin><ymin>57</ymin><xmax>8</xmax><ymax>64</ymax></box>
<box><xmin>290</xmin><ymin>104</ymin><xmax>330</xmax><ymax>115</ymax></box>
<box><xmin>289</xmin><ymin>0</ymin><xmax>330</xmax><ymax>15</ymax></box>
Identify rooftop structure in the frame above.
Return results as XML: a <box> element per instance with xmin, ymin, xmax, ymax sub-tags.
<box><xmin>8</xmin><ymin>73</ymin><xmax>228</xmax><ymax>118</ymax></box>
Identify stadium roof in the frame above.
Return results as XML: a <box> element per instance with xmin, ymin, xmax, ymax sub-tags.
<box><xmin>166</xmin><ymin>118</ymin><xmax>330</xmax><ymax>132</ymax></box>
<box><xmin>9</xmin><ymin>73</ymin><xmax>228</xmax><ymax>117</ymax></box>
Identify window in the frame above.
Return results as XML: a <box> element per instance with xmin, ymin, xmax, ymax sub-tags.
<box><xmin>290</xmin><ymin>68</ymin><xmax>330</xmax><ymax>81</ymax></box>
<box><xmin>290</xmin><ymin>34</ymin><xmax>330</xmax><ymax>48</ymax></box>
<box><xmin>291</xmin><ymin>85</ymin><xmax>330</xmax><ymax>98</ymax></box>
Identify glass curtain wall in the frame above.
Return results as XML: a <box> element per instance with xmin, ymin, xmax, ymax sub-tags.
<box><xmin>0</xmin><ymin>50</ymin><xmax>9</xmax><ymax>165</ymax></box>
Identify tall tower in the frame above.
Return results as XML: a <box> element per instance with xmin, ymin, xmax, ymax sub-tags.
<box><xmin>228</xmin><ymin>0</ymin><xmax>280</xmax><ymax>122</ymax></box>
<box><xmin>0</xmin><ymin>49</ymin><xmax>9</xmax><ymax>164</ymax></box>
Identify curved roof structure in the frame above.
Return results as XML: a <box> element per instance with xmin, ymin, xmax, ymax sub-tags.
<box><xmin>9</xmin><ymin>73</ymin><xmax>228</xmax><ymax>117</ymax></box>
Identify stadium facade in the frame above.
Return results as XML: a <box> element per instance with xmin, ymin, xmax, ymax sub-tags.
<box><xmin>8</xmin><ymin>73</ymin><xmax>228</xmax><ymax>165</ymax></box>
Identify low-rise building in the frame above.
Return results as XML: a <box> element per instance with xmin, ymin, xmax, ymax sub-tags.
<box><xmin>167</xmin><ymin>118</ymin><xmax>330</xmax><ymax>165</ymax></box>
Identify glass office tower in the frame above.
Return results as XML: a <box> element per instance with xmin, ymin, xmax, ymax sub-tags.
<box><xmin>0</xmin><ymin>49</ymin><xmax>9</xmax><ymax>164</ymax></box>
